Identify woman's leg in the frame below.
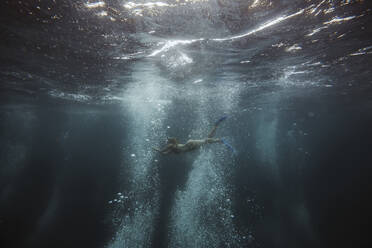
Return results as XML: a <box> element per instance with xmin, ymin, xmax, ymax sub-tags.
<box><xmin>208</xmin><ymin>125</ymin><xmax>218</xmax><ymax>138</ymax></box>
<box><xmin>185</xmin><ymin>139</ymin><xmax>221</xmax><ymax>152</ymax></box>
<box><xmin>184</xmin><ymin>140</ymin><xmax>204</xmax><ymax>151</ymax></box>
<box><xmin>206</xmin><ymin>138</ymin><xmax>221</xmax><ymax>143</ymax></box>
<box><xmin>208</xmin><ymin>115</ymin><xmax>227</xmax><ymax>138</ymax></box>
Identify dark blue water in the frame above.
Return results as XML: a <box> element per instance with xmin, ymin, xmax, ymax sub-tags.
<box><xmin>1</xmin><ymin>1</ymin><xmax>372</xmax><ymax>248</ymax></box>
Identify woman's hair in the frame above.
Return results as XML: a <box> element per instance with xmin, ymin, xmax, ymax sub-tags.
<box><xmin>167</xmin><ymin>137</ymin><xmax>178</xmax><ymax>145</ymax></box>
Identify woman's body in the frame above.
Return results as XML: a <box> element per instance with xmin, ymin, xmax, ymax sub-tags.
<box><xmin>154</xmin><ymin>138</ymin><xmax>221</xmax><ymax>154</ymax></box>
<box><xmin>154</xmin><ymin>116</ymin><xmax>226</xmax><ymax>155</ymax></box>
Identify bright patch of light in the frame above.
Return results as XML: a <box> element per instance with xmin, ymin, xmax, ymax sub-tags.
<box><xmin>349</xmin><ymin>45</ymin><xmax>372</xmax><ymax>56</ymax></box>
<box><xmin>305</xmin><ymin>62</ymin><xmax>322</xmax><ymax>67</ymax></box>
<box><xmin>132</xmin><ymin>9</ymin><xmax>144</xmax><ymax>16</ymax></box>
<box><xmin>147</xmin><ymin>6</ymin><xmax>313</xmax><ymax>57</ymax></box>
<box><xmin>309</xmin><ymin>0</ymin><xmax>325</xmax><ymax>14</ymax></box>
<box><xmin>162</xmin><ymin>51</ymin><xmax>194</xmax><ymax>69</ymax></box>
<box><xmin>250</xmin><ymin>0</ymin><xmax>260</xmax><ymax>8</ymax></box>
<box><xmin>289</xmin><ymin>70</ymin><xmax>307</xmax><ymax>75</ymax></box>
<box><xmin>124</xmin><ymin>1</ymin><xmax>173</xmax><ymax>9</ymax></box>
<box><xmin>179</xmin><ymin>52</ymin><xmax>193</xmax><ymax>65</ymax></box>
<box><xmin>350</xmin><ymin>52</ymin><xmax>365</xmax><ymax>56</ymax></box>
<box><xmin>96</xmin><ymin>10</ymin><xmax>107</xmax><ymax>16</ymax></box>
<box><xmin>315</xmin><ymin>9</ymin><xmax>323</xmax><ymax>16</ymax></box>
<box><xmin>341</xmin><ymin>0</ymin><xmax>352</xmax><ymax>6</ymax></box>
<box><xmin>213</xmin><ymin>8</ymin><xmax>306</xmax><ymax>41</ymax></box>
<box><xmin>323</xmin><ymin>7</ymin><xmax>335</xmax><ymax>14</ymax></box>
<box><xmin>193</xmin><ymin>79</ymin><xmax>203</xmax><ymax>84</ymax></box>
<box><xmin>49</xmin><ymin>90</ymin><xmax>92</xmax><ymax>102</ymax></box>
<box><xmin>149</xmin><ymin>39</ymin><xmax>204</xmax><ymax>57</ymax></box>
<box><xmin>240</xmin><ymin>60</ymin><xmax>251</xmax><ymax>64</ymax></box>
<box><xmin>306</xmin><ymin>26</ymin><xmax>328</xmax><ymax>36</ymax></box>
<box><xmin>278</xmin><ymin>66</ymin><xmax>315</xmax><ymax>87</ymax></box>
<box><xmin>113</xmin><ymin>51</ymin><xmax>145</xmax><ymax>60</ymax></box>
<box><xmin>272</xmin><ymin>42</ymin><xmax>285</xmax><ymax>48</ymax></box>
<box><xmin>362</xmin><ymin>45</ymin><xmax>372</xmax><ymax>52</ymax></box>
<box><xmin>323</xmin><ymin>15</ymin><xmax>356</xmax><ymax>24</ymax></box>
<box><xmin>285</xmin><ymin>44</ymin><xmax>302</xmax><ymax>52</ymax></box>
<box><xmin>85</xmin><ymin>1</ymin><xmax>105</xmax><ymax>8</ymax></box>
<box><xmin>113</xmin><ymin>56</ymin><xmax>130</xmax><ymax>60</ymax></box>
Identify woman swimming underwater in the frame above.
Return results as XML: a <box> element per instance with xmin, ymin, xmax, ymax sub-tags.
<box><xmin>153</xmin><ymin>116</ymin><xmax>235</xmax><ymax>155</ymax></box>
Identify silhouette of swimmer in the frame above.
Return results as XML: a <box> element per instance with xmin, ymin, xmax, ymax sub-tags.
<box><xmin>154</xmin><ymin>116</ymin><xmax>229</xmax><ymax>155</ymax></box>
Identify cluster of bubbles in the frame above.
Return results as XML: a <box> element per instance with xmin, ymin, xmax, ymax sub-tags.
<box><xmin>108</xmin><ymin>192</ymin><xmax>129</xmax><ymax>205</ymax></box>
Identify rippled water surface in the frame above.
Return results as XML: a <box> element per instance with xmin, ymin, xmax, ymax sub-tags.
<box><xmin>1</xmin><ymin>1</ymin><xmax>372</xmax><ymax>248</ymax></box>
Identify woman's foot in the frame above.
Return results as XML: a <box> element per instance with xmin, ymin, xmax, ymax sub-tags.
<box><xmin>215</xmin><ymin>115</ymin><xmax>228</xmax><ymax>126</ymax></box>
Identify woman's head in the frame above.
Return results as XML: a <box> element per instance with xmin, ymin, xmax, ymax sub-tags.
<box><xmin>167</xmin><ymin>137</ymin><xmax>178</xmax><ymax>145</ymax></box>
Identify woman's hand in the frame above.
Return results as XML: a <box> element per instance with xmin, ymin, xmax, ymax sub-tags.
<box><xmin>153</xmin><ymin>147</ymin><xmax>161</xmax><ymax>152</ymax></box>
